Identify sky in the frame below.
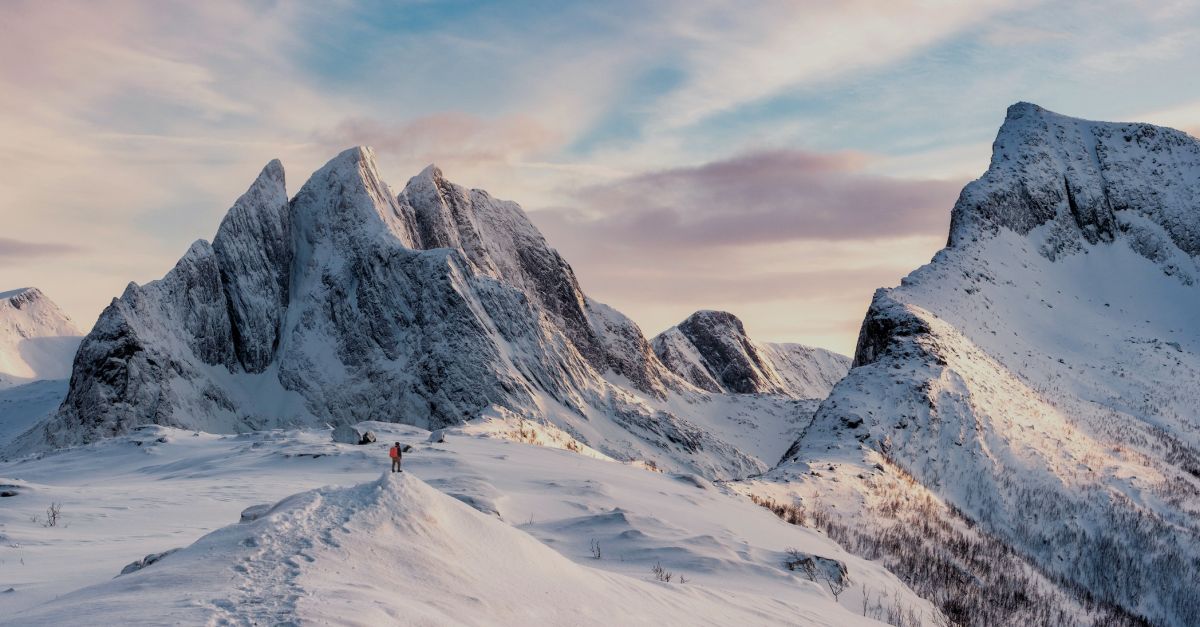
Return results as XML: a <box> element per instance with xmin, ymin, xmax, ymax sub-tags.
<box><xmin>2</xmin><ymin>0</ymin><xmax>1199</xmax><ymax>355</ymax></box>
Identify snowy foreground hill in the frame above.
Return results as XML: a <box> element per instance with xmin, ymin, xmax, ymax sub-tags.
<box><xmin>0</xmin><ymin>423</ymin><xmax>933</xmax><ymax>625</ymax></box>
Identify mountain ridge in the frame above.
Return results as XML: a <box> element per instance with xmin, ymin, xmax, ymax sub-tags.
<box><xmin>775</xmin><ymin>103</ymin><xmax>1200</xmax><ymax>625</ymax></box>
<box><xmin>652</xmin><ymin>309</ymin><xmax>848</xmax><ymax>398</ymax></box>
<box><xmin>28</xmin><ymin>147</ymin><xmax>824</xmax><ymax>480</ymax></box>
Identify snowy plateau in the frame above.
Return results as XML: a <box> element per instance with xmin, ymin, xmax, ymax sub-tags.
<box><xmin>0</xmin><ymin>102</ymin><xmax>1198</xmax><ymax>626</ymax></box>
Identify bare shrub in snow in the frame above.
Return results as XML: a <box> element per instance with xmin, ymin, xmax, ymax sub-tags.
<box><xmin>749</xmin><ymin>493</ymin><xmax>807</xmax><ymax>526</ymax></box>
<box><xmin>782</xmin><ymin>548</ymin><xmax>821</xmax><ymax>583</ymax></box>
<box><xmin>513</xmin><ymin>418</ymin><xmax>538</xmax><ymax>445</ymax></box>
<box><xmin>823</xmin><ymin>569</ymin><xmax>848</xmax><ymax>602</ymax></box>
<box><xmin>44</xmin><ymin>502</ymin><xmax>62</xmax><ymax>528</ymax></box>
<box><xmin>651</xmin><ymin>562</ymin><xmax>672</xmax><ymax>583</ymax></box>
<box><xmin>782</xmin><ymin>547</ymin><xmax>808</xmax><ymax>575</ymax></box>
<box><xmin>799</xmin><ymin>456</ymin><xmax>1155</xmax><ymax>627</ymax></box>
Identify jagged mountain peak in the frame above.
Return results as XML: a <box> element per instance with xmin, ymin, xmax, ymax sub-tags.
<box><xmin>949</xmin><ymin>102</ymin><xmax>1200</xmax><ymax>269</ymax></box>
<box><xmin>181</xmin><ymin>238</ymin><xmax>214</xmax><ymax>260</ymax></box>
<box><xmin>217</xmin><ymin>159</ymin><xmax>286</xmax><ymax>228</ymax></box>
<box><xmin>652</xmin><ymin>310</ymin><xmax>848</xmax><ymax>399</ymax></box>
<box><xmin>682</xmin><ymin>309</ymin><xmax>748</xmax><ymax>334</ymax></box>
<box><xmin>414</xmin><ymin>162</ymin><xmax>444</xmax><ymax>182</ymax></box>
<box><xmin>40</xmin><ymin>148</ymin><xmax>775</xmax><ymax>477</ymax></box>
<box><xmin>212</xmin><ymin>158</ymin><xmax>293</xmax><ymax>373</ymax></box>
<box><xmin>394</xmin><ymin>160</ymin><xmax>675</xmax><ymax>398</ymax></box>
<box><xmin>2</xmin><ymin>286</ymin><xmax>45</xmax><ymax>306</ymax></box>
<box><xmin>293</xmin><ymin>146</ymin><xmax>420</xmax><ymax>251</ymax></box>
<box><xmin>778</xmin><ymin>104</ymin><xmax>1200</xmax><ymax>625</ymax></box>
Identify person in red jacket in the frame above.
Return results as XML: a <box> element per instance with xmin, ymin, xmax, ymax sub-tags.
<box><xmin>389</xmin><ymin>442</ymin><xmax>403</xmax><ymax>473</ymax></box>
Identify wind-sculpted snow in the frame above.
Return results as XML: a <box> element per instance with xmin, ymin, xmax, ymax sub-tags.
<box><xmin>653</xmin><ymin>310</ymin><xmax>848</xmax><ymax>398</ymax></box>
<box><xmin>780</xmin><ymin>104</ymin><xmax>1200</xmax><ymax>625</ymax></box>
<box><xmin>5</xmin><ymin>437</ymin><xmax>911</xmax><ymax>626</ymax></box>
<box><xmin>0</xmin><ymin>288</ymin><xmax>81</xmax><ymax>388</ymax></box>
<box><xmin>34</xmin><ymin>147</ymin><xmax>829</xmax><ymax>479</ymax></box>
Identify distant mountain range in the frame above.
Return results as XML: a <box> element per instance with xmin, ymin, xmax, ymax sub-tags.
<box><xmin>14</xmin><ymin>149</ymin><xmax>846</xmax><ymax>479</ymax></box>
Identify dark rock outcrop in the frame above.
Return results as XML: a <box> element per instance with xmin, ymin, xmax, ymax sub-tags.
<box><xmin>652</xmin><ymin>310</ymin><xmax>849</xmax><ymax>398</ymax></box>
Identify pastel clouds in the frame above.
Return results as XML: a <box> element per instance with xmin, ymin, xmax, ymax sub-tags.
<box><xmin>1</xmin><ymin>0</ymin><xmax>1199</xmax><ymax>353</ymax></box>
<box><xmin>537</xmin><ymin>149</ymin><xmax>963</xmax><ymax>249</ymax></box>
<box><xmin>529</xmin><ymin>151</ymin><xmax>961</xmax><ymax>350</ymax></box>
<box><xmin>321</xmin><ymin>114</ymin><xmax>558</xmax><ymax>163</ymax></box>
<box><xmin>637</xmin><ymin>0</ymin><xmax>1024</xmax><ymax>130</ymax></box>
<box><xmin>0</xmin><ymin>239</ymin><xmax>83</xmax><ymax>259</ymax></box>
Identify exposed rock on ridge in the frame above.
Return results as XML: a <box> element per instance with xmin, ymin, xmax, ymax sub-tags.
<box><xmin>949</xmin><ymin>102</ymin><xmax>1200</xmax><ymax>267</ymax></box>
<box><xmin>652</xmin><ymin>310</ymin><xmax>848</xmax><ymax>398</ymax></box>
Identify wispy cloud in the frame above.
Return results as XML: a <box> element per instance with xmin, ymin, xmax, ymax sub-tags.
<box><xmin>536</xmin><ymin>149</ymin><xmax>964</xmax><ymax>248</ymax></box>
<box><xmin>316</xmin><ymin>113</ymin><xmax>562</xmax><ymax>174</ymax></box>
<box><xmin>2</xmin><ymin>0</ymin><xmax>1199</xmax><ymax>353</ymax></box>
<box><xmin>527</xmin><ymin>149</ymin><xmax>961</xmax><ymax>350</ymax></box>
<box><xmin>0</xmin><ymin>238</ymin><xmax>83</xmax><ymax>259</ymax></box>
<box><xmin>636</xmin><ymin>0</ymin><xmax>1026</xmax><ymax>131</ymax></box>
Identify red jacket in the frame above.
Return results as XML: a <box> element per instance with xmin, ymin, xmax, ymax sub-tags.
<box><xmin>389</xmin><ymin>446</ymin><xmax>401</xmax><ymax>459</ymax></box>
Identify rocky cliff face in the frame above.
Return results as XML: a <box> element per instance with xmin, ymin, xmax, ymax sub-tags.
<box><xmin>34</xmin><ymin>147</ymin><xmax>829</xmax><ymax>479</ymax></box>
<box><xmin>211</xmin><ymin>159</ymin><xmax>293</xmax><ymax>374</ymax></box>
<box><xmin>0</xmin><ymin>288</ymin><xmax>82</xmax><ymax>387</ymax></box>
<box><xmin>778</xmin><ymin>104</ymin><xmax>1200</xmax><ymax>625</ymax></box>
<box><xmin>949</xmin><ymin>102</ymin><xmax>1200</xmax><ymax>269</ymax></box>
<box><xmin>652</xmin><ymin>310</ymin><xmax>848</xmax><ymax>398</ymax></box>
<box><xmin>395</xmin><ymin>164</ymin><xmax>674</xmax><ymax>397</ymax></box>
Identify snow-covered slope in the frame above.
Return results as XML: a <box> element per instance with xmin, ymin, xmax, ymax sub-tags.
<box><xmin>653</xmin><ymin>310</ymin><xmax>849</xmax><ymax>398</ymax></box>
<box><xmin>14</xmin><ymin>473</ymin><xmax>865</xmax><ymax>626</ymax></box>
<box><xmin>29</xmin><ymin>148</ymin><xmax>811</xmax><ymax>479</ymax></box>
<box><xmin>0</xmin><ymin>288</ymin><xmax>81</xmax><ymax>388</ymax></box>
<box><xmin>0</xmin><ymin>422</ymin><xmax>937</xmax><ymax>625</ymax></box>
<box><xmin>776</xmin><ymin>103</ymin><xmax>1200</xmax><ymax>626</ymax></box>
<box><xmin>0</xmin><ymin>380</ymin><xmax>68</xmax><ymax>446</ymax></box>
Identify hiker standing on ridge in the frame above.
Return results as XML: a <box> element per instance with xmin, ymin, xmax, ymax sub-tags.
<box><xmin>389</xmin><ymin>442</ymin><xmax>403</xmax><ymax>473</ymax></box>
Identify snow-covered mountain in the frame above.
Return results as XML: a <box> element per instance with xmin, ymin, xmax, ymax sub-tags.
<box><xmin>28</xmin><ymin>148</ymin><xmax>830</xmax><ymax>479</ymax></box>
<box><xmin>0</xmin><ymin>288</ymin><xmax>81</xmax><ymax>388</ymax></box>
<box><xmin>771</xmin><ymin>103</ymin><xmax>1200</xmax><ymax>626</ymax></box>
<box><xmin>653</xmin><ymin>310</ymin><xmax>849</xmax><ymax>398</ymax></box>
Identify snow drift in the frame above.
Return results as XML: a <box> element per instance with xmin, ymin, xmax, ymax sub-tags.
<box><xmin>9</xmin><ymin>472</ymin><xmax>878</xmax><ymax>626</ymax></box>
